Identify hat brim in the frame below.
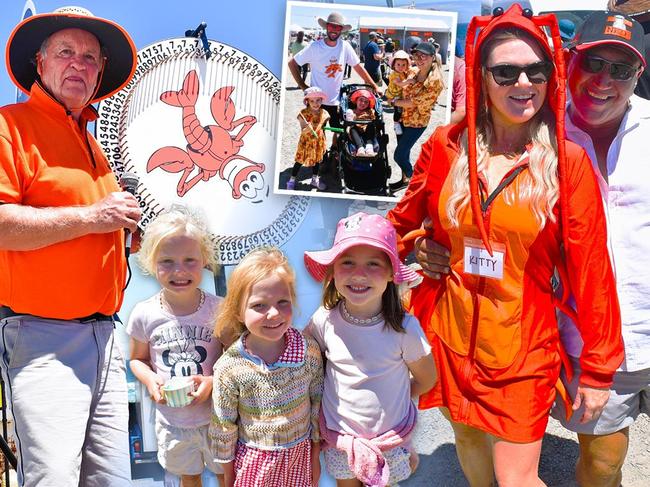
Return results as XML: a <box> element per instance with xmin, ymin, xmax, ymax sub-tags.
<box><xmin>305</xmin><ymin>93</ymin><xmax>327</xmax><ymax>101</ymax></box>
<box><xmin>317</xmin><ymin>18</ymin><xmax>352</xmax><ymax>32</ymax></box>
<box><xmin>569</xmin><ymin>40</ymin><xmax>647</xmax><ymax>67</ymax></box>
<box><xmin>6</xmin><ymin>12</ymin><xmax>137</xmax><ymax>103</ymax></box>
<box><xmin>304</xmin><ymin>239</ymin><xmax>419</xmax><ymax>285</ymax></box>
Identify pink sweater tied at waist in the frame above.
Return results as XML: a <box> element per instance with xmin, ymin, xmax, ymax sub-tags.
<box><xmin>319</xmin><ymin>401</ymin><xmax>417</xmax><ymax>487</ymax></box>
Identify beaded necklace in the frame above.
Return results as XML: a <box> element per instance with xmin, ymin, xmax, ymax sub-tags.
<box><xmin>159</xmin><ymin>288</ymin><xmax>205</xmax><ymax>315</ymax></box>
<box><xmin>340</xmin><ymin>300</ymin><xmax>383</xmax><ymax>326</ymax></box>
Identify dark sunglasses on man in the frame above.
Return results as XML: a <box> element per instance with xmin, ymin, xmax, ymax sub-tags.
<box><xmin>578</xmin><ymin>53</ymin><xmax>641</xmax><ymax>81</ymax></box>
<box><xmin>485</xmin><ymin>61</ymin><xmax>554</xmax><ymax>86</ymax></box>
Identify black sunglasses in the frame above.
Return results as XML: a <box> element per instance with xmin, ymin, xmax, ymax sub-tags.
<box><xmin>485</xmin><ymin>61</ymin><xmax>553</xmax><ymax>86</ymax></box>
<box><xmin>579</xmin><ymin>54</ymin><xmax>639</xmax><ymax>81</ymax></box>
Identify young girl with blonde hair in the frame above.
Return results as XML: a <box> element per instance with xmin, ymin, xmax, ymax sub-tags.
<box><xmin>127</xmin><ymin>205</ymin><xmax>224</xmax><ymax>487</ymax></box>
<box><xmin>211</xmin><ymin>248</ymin><xmax>323</xmax><ymax>487</ymax></box>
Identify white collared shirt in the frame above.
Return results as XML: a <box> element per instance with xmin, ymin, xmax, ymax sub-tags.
<box><xmin>559</xmin><ymin>95</ymin><xmax>650</xmax><ymax>371</ymax></box>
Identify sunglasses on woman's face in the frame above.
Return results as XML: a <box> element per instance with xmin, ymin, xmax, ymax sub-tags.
<box><xmin>485</xmin><ymin>61</ymin><xmax>553</xmax><ymax>86</ymax></box>
<box><xmin>579</xmin><ymin>54</ymin><xmax>639</xmax><ymax>81</ymax></box>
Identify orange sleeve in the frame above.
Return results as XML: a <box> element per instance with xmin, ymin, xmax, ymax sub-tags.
<box><xmin>0</xmin><ymin>128</ymin><xmax>27</xmax><ymax>204</ymax></box>
<box><xmin>564</xmin><ymin>145</ymin><xmax>623</xmax><ymax>388</ymax></box>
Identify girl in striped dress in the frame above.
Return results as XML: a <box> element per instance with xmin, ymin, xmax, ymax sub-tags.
<box><xmin>210</xmin><ymin>248</ymin><xmax>324</xmax><ymax>487</ymax></box>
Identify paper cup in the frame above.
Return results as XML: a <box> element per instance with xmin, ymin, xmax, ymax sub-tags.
<box><xmin>161</xmin><ymin>377</ymin><xmax>194</xmax><ymax>408</ymax></box>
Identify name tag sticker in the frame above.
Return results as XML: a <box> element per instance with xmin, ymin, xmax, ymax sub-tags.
<box><xmin>463</xmin><ymin>237</ymin><xmax>505</xmax><ymax>280</ymax></box>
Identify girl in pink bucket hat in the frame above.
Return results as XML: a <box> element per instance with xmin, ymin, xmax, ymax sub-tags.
<box><xmin>304</xmin><ymin>212</ymin><xmax>436</xmax><ymax>487</ymax></box>
<box><xmin>287</xmin><ymin>86</ymin><xmax>330</xmax><ymax>191</ymax></box>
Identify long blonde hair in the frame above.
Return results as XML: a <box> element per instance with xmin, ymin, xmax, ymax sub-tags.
<box><xmin>445</xmin><ymin>28</ymin><xmax>559</xmax><ymax>228</ymax></box>
<box><xmin>214</xmin><ymin>248</ymin><xmax>296</xmax><ymax>347</ymax></box>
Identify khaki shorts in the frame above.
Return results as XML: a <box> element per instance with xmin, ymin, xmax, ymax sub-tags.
<box><xmin>156</xmin><ymin>419</ymin><xmax>224</xmax><ymax>476</ymax></box>
<box><xmin>552</xmin><ymin>358</ymin><xmax>650</xmax><ymax>435</ymax></box>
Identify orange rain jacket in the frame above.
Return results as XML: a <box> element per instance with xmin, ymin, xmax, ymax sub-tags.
<box><xmin>0</xmin><ymin>83</ymin><xmax>126</xmax><ymax>320</ymax></box>
<box><xmin>387</xmin><ymin>5</ymin><xmax>623</xmax><ymax>442</ymax></box>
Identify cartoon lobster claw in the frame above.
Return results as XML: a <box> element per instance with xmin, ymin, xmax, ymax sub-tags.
<box><xmin>147</xmin><ymin>70</ymin><xmax>266</xmax><ymax>199</ymax></box>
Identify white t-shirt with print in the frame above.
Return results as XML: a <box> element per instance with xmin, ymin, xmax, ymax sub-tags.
<box><xmin>126</xmin><ymin>292</ymin><xmax>223</xmax><ymax>428</ymax></box>
<box><xmin>293</xmin><ymin>39</ymin><xmax>359</xmax><ymax>105</ymax></box>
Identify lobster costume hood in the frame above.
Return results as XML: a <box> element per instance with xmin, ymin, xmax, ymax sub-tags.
<box><xmin>465</xmin><ymin>4</ymin><xmax>570</xmax><ymax>259</ymax></box>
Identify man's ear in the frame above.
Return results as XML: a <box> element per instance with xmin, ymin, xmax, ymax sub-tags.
<box><xmin>35</xmin><ymin>52</ymin><xmax>43</xmax><ymax>77</ymax></box>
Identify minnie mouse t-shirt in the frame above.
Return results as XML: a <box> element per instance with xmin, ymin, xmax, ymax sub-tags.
<box><xmin>126</xmin><ymin>292</ymin><xmax>223</xmax><ymax>428</ymax></box>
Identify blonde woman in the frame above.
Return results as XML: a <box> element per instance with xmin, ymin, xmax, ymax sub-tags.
<box><xmin>387</xmin><ymin>5</ymin><xmax>623</xmax><ymax>487</ymax></box>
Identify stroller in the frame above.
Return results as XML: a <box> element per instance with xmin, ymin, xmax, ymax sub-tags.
<box><xmin>330</xmin><ymin>84</ymin><xmax>391</xmax><ymax>196</ymax></box>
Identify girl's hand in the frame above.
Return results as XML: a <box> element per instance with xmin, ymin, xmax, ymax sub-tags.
<box><xmin>188</xmin><ymin>375</ymin><xmax>213</xmax><ymax>404</ymax></box>
<box><xmin>146</xmin><ymin>375</ymin><xmax>165</xmax><ymax>404</ymax></box>
<box><xmin>311</xmin><ymin>441</ymin><xmax>321</xmax><ymax>486</ymax></box>
<box><xmin>223</xmin><ymin>461</ymin><xmax>235</xmax><ymax>487</ymax></box>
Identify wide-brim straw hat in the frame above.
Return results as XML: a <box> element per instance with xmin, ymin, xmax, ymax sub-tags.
<box><xmin>6</xmin><ymin>6</ymin><xmax>137</xmax><ymax>104</ymax></box>
<box><xmin>607</xmin><ymin>0</ymin><xmax>650</xmax><ymax>17</ymax></box>
<box><xmin>317</xmin><ymin>12</ymin><xmax>352</xmax><ymax>32</ymax></box>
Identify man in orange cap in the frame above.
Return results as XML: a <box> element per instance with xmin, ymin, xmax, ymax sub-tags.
<box><xmin>0</xmin><ymin>6</ymin><xmax>139</xmax><ymax>486</ymax></box>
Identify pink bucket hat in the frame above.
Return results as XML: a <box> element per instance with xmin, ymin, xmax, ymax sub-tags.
<box><xmin>304</xmin><ymin>212</ymin><xmax>419</xmax><ymax>284</ymax></box>
<box><xmin>303</xmin><ymin>86</ymin><xmax>327</xmax><ymax>103</ymax></box>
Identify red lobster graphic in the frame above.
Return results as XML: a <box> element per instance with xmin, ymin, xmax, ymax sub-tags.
<box><xmin>147</xmin><ymin>70</ymin><xmax>266</xmax><ymax>199</ymax></box>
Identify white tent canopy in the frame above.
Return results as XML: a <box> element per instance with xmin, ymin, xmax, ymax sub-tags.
<box><xmin>358</xmin><ymin>16</ymin><xmax>451</xmax><ymax>33</ymax></box>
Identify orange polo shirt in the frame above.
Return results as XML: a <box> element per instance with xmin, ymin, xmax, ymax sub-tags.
<box><xmin>0</xmin><ymin>83</ymin><xmax>126</xmax><ymax>319</ymax></box>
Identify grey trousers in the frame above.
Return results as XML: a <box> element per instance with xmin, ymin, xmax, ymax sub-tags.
<box><xmin>0</xmin><ymin>316</ymin><xmax>131</xmax><ymax>486</ymax></box>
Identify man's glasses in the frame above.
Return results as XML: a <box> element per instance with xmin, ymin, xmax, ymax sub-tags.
<box><xmin>579</xmin><ymin>54</ymin><xmax>640</xmax><ymax>81</ymax></box>
<box><xmin>485</xmin><ymin>61</ymin><xmax>553</xmax><ymax>86</ymax></box>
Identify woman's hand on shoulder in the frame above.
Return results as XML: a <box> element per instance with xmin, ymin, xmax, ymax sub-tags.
<box><xmin>414</xmin><ymin>218</ymin><xmax>450</xmax><ymax>280</ymax></box>
<box><xmin>188</xmin><ymin>374</ymin><xmax>213</xmax><ymax>404</ymax></box>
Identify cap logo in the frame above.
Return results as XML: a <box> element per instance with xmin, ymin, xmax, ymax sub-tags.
<box><xmin>604</xmin><ymin>15</ymin><xmax>633</xmax><ymax>40</ymax></box>
<box><xmin>344</xmin><ymin>215</ymin><xmax>363</xmax><ymax>231</ymax></box>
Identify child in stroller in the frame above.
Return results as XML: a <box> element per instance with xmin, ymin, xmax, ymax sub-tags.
<box><xmin>345</xmin><ymin>89</ymin><xmax>380</xmax><ymax>157</ymax></box>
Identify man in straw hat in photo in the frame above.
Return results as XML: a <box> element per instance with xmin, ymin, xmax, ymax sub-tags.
<box><xmin>288</xmin><ymin>11</ymin><xmax>379</xmax><ymax>149</ymax></box>
<box><xmin>0</xmin><ymin>6</ymin><xmax>139</xmax><ymax>485</ymax></box>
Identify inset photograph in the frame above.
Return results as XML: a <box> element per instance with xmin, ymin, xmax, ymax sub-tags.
<box><xmin>275</xmin><ymin>1</ymin><xmax>458</xmax><ymax>202</ymax></box>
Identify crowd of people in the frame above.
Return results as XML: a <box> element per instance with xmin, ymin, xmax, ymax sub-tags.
<box><xmin>0</xmin><ymin>3</ymin><xmax>649</xmax><ymax>487</ymax></box>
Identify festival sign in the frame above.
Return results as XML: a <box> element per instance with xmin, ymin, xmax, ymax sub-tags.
<box><xmin>97</xmin><ymin>37</ymin><xmax>310</xmax><ymax>265</ymax></box>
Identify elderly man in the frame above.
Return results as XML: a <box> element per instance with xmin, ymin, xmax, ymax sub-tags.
<box><xmin>288</xmin><ymin>12</ymin><xmax>378</xmax><ymax>143</ymax></box>
<box><xmin>409</xmin><ymin>10</ymin><xmax>648</xmax><ymax>487</ymax></box>
<box><xmin>0</xmin><ymin>7</ymin><xmax>139</xmax><ymax>486</ymax></box>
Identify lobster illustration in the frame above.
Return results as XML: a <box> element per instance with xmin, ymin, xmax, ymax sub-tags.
<box><xmin>147</xmin><ymin>70</ymin><xmax>266</xmax><ymax>199</ymax></box>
